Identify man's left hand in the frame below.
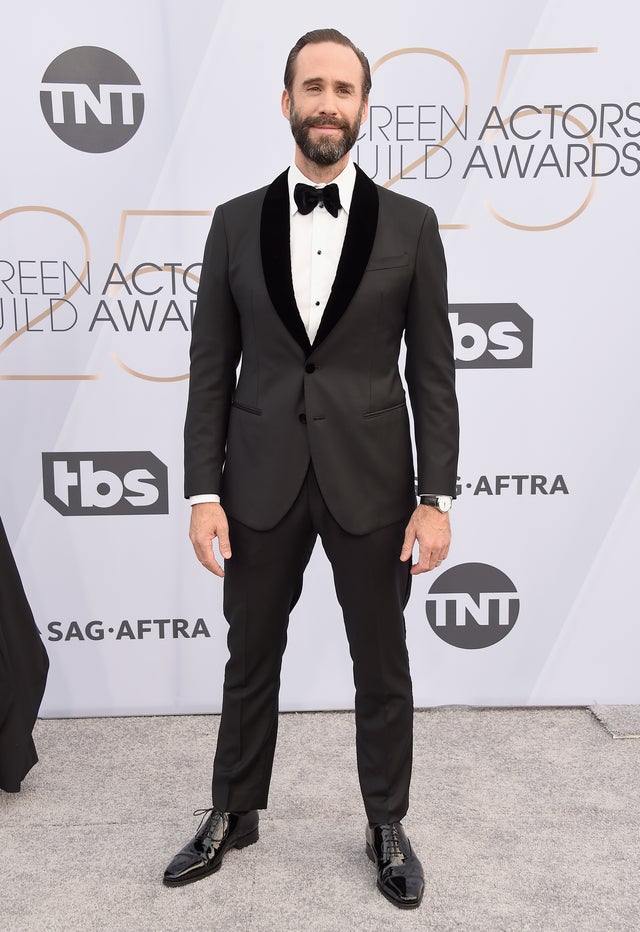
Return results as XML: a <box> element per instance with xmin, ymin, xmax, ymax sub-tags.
<box><xmin>400</xmin><ymin>505</ymin><xmax>451</xmax><ymax>575</ymax></box>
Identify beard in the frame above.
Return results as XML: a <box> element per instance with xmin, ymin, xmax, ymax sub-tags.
<box><xmin>289</xmin><ymin>103</ymin><xmax>364</xmax><ymax>166</ymax></box>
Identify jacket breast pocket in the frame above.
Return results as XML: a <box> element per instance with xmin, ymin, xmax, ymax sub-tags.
<box><xmin>365</xmin><ymin>254</ymin><xmax>409</xmax><ymax>272</ymax></box>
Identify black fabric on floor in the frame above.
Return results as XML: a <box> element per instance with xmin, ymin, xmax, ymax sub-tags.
<box><xmin>0</xmin><ymin>515</ymin><xmax>48</xmax><ymax>792</ymax></box>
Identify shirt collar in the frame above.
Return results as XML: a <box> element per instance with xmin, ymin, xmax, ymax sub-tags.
<box><xmin>288</xmin><ymin>159</ymin><xmax>356</xmax><ymax>217</ymax></box>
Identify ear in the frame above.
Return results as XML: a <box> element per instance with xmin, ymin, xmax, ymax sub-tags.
<box><xmin>360</xmin><ymin>97</ymin><xmax>369</xmax><ymax>126</ymax></box>
<box><xmin>281</xmin><ymin>89</ymin><xmax>291</xmax><ymax>121</ymax></box>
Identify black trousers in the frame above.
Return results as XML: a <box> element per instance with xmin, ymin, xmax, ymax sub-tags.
<box><xmin>212</xmin><ymin>467</ymin><xmax>414</xmax><ymax>824</ymax></box>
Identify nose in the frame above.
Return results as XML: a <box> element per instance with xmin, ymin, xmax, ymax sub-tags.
<box><xmin>317</xmin><ymin>90</ymin><xmax>339</xmax><ymax>115</ymax></box>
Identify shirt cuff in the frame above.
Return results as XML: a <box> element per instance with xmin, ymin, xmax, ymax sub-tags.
<box><xmin>189</xmin><ymin>494</ymin><xmax>221</xmax><ymax>505</ymax></box>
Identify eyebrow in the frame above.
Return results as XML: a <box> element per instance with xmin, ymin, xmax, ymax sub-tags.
<box><xmin>301</xmin><ymin>78</ymin><xmax>356</xmax><ymax>91</ymax></box>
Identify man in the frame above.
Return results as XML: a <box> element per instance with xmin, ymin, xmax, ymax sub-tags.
<box><xmin>164</xmin><ymin>28</ymin><xmax>459</xmax><ymax>910</ymax></box>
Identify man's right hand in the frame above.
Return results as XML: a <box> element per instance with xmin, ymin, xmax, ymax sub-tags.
<box><xmin>189</xmin><ymin>502</ymin><xmax>232</xmax><ymax>577</ymax></box>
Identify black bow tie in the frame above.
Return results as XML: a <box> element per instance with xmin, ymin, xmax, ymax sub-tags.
<box><xmin>294</xmin><ymin>182</ymin><xmax>341</xmax><ymax>218</ymax></box>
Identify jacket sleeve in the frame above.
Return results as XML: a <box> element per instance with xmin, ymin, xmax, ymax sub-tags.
<box><xmin>184</xmin><ymin>206</ymin><xmax>241</xmax><ymax>497</ymax></box>
<box><xmin>404</xmin><ymin>206</ymin><xmax>459</xmax><ymax>497</ymax></box>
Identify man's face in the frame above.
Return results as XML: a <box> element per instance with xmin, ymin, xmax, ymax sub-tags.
<box><xmin>282</xmin><ymin>42</ymin><xmax>369</xmax><ymax>167</ymax></box>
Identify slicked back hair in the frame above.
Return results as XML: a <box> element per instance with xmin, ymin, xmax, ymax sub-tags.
<box><xmin>284</xmin><ymin>28</ymin><xmax>372</xmax><ymax>99</ymax></box>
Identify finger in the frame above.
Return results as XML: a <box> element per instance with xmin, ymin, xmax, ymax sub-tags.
<box><xmin>399</xmin><ymin>527</ymin><xmax>414</xmax><ymax>562</ymax></box>
<box><xmin>206</xmin><ymin>543</ymin><xmax>226</xmax><ymax>578</ymax></box>
<box><xmin>412</xmin><ymin>547</ymin><xmax>450</xmax><ymax>575</ymax></box>
<box><xmin>424</xmin><ymin>553</ymin><xmax>447</xmax><ymax>574</ymax></box>
<box><xmin>207</xmin><ymin>556</ymin><xmax>226</xmax><ymax>578</ymax></box>
<box><xmin>410</xmin><ymin>551</ymin><xmax>434</xmax><ymax>575</ymax></box>
<box><xmin>192</xmin><ymin>536</ymin><xmax>225</xmax><ymax>578</ymax></box>
<box><xmin>216</xmin><ymin>523</ymin><xmax>232</xmax><ymax>560</ymax></box>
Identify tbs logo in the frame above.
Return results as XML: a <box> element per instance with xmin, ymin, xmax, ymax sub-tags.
<box><xmin>425</xmin><ymin>563</ymin><xmax>519</xmax><ymax>649</ymax></box>
<box><xmin>40</xmin><ymin>46</ymin><xmax>144</xmax><ymax>152</ymax></box>
<box><xmin>42</xmin><ymin>452</ymin><xmax>168</xmax><ymax>516</ymax></box>
<box><xmin>449</xmin><ymin>304</ymin><xmax>533</xmax><ymax>369</ymax></box>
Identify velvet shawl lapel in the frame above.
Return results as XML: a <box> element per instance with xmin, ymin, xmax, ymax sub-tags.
<box><xmin>260</xmin><ymin>164</ymin><xmax>379</xmax><ymax>356</ymax></box>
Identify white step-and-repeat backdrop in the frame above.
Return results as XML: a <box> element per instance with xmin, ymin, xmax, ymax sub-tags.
<box><xmin>1</xmin><ymin>1</ymin><xmax>638</xmax><ymax>715</ymax></box>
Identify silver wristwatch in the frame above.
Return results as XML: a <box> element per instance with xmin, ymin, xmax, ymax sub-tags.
<box><xmin>419</xmin><ymin>494</ymin><xmax>452</xmax><ymax>513</ymax></box>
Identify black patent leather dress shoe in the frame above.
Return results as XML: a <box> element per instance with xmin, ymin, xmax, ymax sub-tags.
<box><xmin>366</xmin><ymin>821</ymin><xmax>425</xmax><ymax>909</ymax></box>
<box><xmin>163</xmin><ymin>808</ymin><xmax>259</xmax><ymax>887</ymax></box>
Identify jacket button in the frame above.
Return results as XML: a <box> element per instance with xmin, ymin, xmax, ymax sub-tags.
<box><xmin>299</xmin><ymin>413</ymin><xmax>307</xmax><ymax>424</ymax></box>
<box><xmin>305</xmin><ymin>363</ymin><xmax>316</xmax><ymax>374</ymax></box>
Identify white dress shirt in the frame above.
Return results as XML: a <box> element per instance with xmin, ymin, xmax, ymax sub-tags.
<box><xmin>288</xmin><ymin>159</ymin><xmax>356</xmax><ymax>343</ymax></box>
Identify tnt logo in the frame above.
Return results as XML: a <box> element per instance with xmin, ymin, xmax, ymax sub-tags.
<box><xmin>425</xmin><ymin>562</ymin><xmax>519</xmax><ymax>649</ymax></box>
<box><xmin>449</xmin><ymin>304</ymin><xmax>533</xmax><ymax>369</ymax></box>
<box><xmin>40</xmin><ymin>47</ymin><xmax>144</xmax><ymax>152</ymax></box>
<box><xmin>42</xmin><ymin>452</ymin><xmax>168</xmax><ymax>516</ymax></box>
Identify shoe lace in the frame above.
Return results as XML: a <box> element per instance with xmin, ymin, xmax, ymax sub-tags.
<box><xmin>380</xmin><ymin>823</ymin><xmax>405</xmax><ymax>863</ymax></box>
<box><xmin>192</xmin><ymin>807</ymin><xmax>222</xmax><ymax>835</ymax></box>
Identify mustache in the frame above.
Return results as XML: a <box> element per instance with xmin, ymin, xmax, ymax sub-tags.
<box><xmin>299</xmin><ymin>115</ymin><xmax>350</xmax><ymax>131</ymax></box>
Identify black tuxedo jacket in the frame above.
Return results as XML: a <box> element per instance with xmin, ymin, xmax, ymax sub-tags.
<box><xmin>184</xmin><ymin>164</ymin><xmax>459</xmax><ymax>535</ymax></box>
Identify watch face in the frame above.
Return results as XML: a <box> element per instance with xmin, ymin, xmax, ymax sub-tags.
<box><xmin>437</xmin><ymin>497</ymin><xmax>452</xmax><ymax>512</ymax></box>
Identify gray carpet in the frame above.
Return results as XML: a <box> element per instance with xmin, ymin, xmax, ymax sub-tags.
<box><xmin>1</xmin><ymin>708</ymin><xmax>639</xmax><ymax>931</ymax></box>
<box><xmin>590</xmin><ymin>705</ymin><xmax>640</xmax><ymax>739</ymax></box>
